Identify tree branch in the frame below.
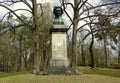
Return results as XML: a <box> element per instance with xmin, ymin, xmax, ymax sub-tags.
<box><xmin>77</xmin><ymin>0</ymin><xmax>82</xmax><ymax>8</ymax></box>
<box><xmin>64</xmin><ymin>2</ymin><xmax>74</xmax><ymax>9</ymax></box>
<box><xmin>13</xmin><ymin>8</ymin><xmax>32</xmax><ymax>14</ymax></box>
<box><xmin>79</xmin><ymin>2</ymin><xmax>120</xmax><ymax>17</ymax></box>
<box><xmin>77</xmin><ymin>22</ymin><xmax>99</xmax><ymax>32</ymax></box>
<box><xmin>0</xmin><ymin>4</ymin><xmax>32</xmax><ymax>30</ymax></box>
<box><xmin>0</xmin><ymin>12</ymin><xmax>10</xmax><ymax>22</ymax></box>
<box><xmin>0</xmin><ymin>0</ymin><xmax>23</xmax><ymax>6</ymax></box>
<box><xmin>22</xmin><ymin>0</ymin><xmax>32</xmax><ymax>10</ymax></box>
<box><xmin>0</xmin><ymin>24</ymin><xmax>25</xmax><ymax>36</ymax></box>
<box><xmin>37</xmin><ymin>3</ymin><xmax>43</xmax><ymax>17</ymax></box>
<box><xmin>82</xmin><ymin>26</ymin><xmax>120</xmax><ymax>41</ymax></box>
<box><xmin>62</xmin><ymin>1</ymin><xmax>73</xmax><ymax>23</ymax></box>
<box><xmin>78</xmin><ymin>0</ymin><xmax>88</xmax><ymax>11</ymax></box>
<box><xmin>79</xmin><ymin>13</ymin><xmax>119</xmax><ymax>21</ymax></box>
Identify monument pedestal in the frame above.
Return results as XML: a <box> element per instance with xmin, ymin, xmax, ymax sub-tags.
<box><xmin>43</xmin><ymin>24</ymin><xmax>78</xmax><ymax>75</ymax></box>
<box><xmin>50</xmin><ymin>24</ymin><xmax>69</xmax><ymax>68</ymax></box>
<box><xmin>44</xmin><ymin>7</ymin><xmax>78</xmax><ymax>75</ymax></box>
<box><xmin>50</xmin><ymin>57</ymin><xmax>69</xmax><ymax>67</ymax></box>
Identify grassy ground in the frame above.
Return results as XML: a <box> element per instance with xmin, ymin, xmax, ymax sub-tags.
<box><xmin>0</xmin><ymin>67</ymin><xmax>119</xmax><ymax>83</ymax></box>
<box><xmin>0</xmin><ymin>74</ymin><xmax>120</xmax><ymax>83</ymax></box>
<box><xmin>77</xmin><ymin>66</ymin><xmax>120</xmax><ymax>77</ymax></box>
<box><xmin>0</xmin><ymin>71</ymin><xmax>30</xmax><ymax>78</ymax></box>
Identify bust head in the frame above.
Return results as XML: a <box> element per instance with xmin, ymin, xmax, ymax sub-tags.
<box><xmin>53</xmin><ymin>6</ymin><xmax>63</xmax><ymax>18</ymax></box>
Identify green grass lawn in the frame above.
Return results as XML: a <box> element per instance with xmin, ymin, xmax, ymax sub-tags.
<box><xmin>77</xmin><ymin>66</ymin><xmax>120</xmax><ymax>77</ymax></box>
<box><xmin>0</xmin><ymin>67</ymin><xmax>120</xmax><ymax>83</ymax></box>
<box><xmin>0</xmin><ymin>74</ymin><xmax>120</xmax><ymax>83</ymax></box>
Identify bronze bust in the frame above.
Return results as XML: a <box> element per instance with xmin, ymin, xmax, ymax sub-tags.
<box><xmin>53</xmin><ymin>7</ymin><xmax>64</xmax><ymax>24</ymax></box>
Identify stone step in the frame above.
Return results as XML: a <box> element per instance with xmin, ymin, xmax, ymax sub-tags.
<box><xmin>44</xmin><ymin>67</ymin><xmax>78</xmax><ymax>75</ymax></box>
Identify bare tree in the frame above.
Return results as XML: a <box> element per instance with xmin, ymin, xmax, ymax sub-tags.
<box><xmin>60</xmin><ymin>0</ymin><xmax>120</xmax><ymax>67</ymax></box>
<box><xmin>0</xmin><ymin>0</ymin><xmax>45</xmax><ymax>73</ymax></box>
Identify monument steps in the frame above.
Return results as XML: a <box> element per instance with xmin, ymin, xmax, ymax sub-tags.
<box><xmin>43</xmin><ymin>67</ymin><xmax>79</xmax><ymax>75</ymax></box>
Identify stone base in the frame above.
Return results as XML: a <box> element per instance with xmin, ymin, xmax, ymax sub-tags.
<box><xmin>50</xmin><ymin>58</ymin><xmax>69</xmax><ymax>67</ymax></box>
<box><xmin>44</xmin><ymin>67</ymin><xmax>78</xmax><ymax>75</ymax></box>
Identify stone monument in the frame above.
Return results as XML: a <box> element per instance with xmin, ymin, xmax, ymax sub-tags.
<box><xmin>44</xmin><ymin>7</ymin><xmax>77</xmax><ymax>75</ymax></box>
<box><xmin>50</xmin><ymin>6</ymin><xmax>69</xmax><ymax>68</ymax></box>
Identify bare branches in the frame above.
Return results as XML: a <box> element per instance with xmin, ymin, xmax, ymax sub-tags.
<box><xmin>0</xmin><ymin>0</ymin><xmax>45</xmax><ymax>35</ymax></box>
<box><xmin>77</xmin><ymin>22</ymin><xmax>99</xmax><ymax>32</ymax></box>
<box><xmin>86</xmin><ymin>2</ymin><xmax>94</xmax><ymax>8</ymax></box>
<box><xmin>78</xmin><ymin>0</ymin><xmax>88</xmax><ymax>11</ymax></box>
<box><xmin>0</xmin><ymin>0</ymin><xmax>23</xmax><ymax>6</ymax></box>
<box><xmin>62</xmin><ymin>0</ymin><xmax>73</xmax><ymax>23</ymax></box>
<box><xmin>1</xmin><ymin>8</ymin><xmax>32</xmax><ymax>22</ymax></box>
<box><xmin>0</xmin><ymin>4</ymin><xmax>31</xmax><ymax>29</ymax></box>
<box><xmin>13</xmin><ymin>8</ymin><xmax>32</xmax><ymax>13</ymax></box>
<box><xmin>87</xmin><ymin>2</ymin><xmax>120</xmax><ymax>11</ymax></box>
<box><xmin>82</xmin><ymin>26</ymin><xmax>120</xmax><ymax>41</ymax></box>
<box><xmin>37</xmin><ymin>3</ymin><xmax>43</xmax><ymax>17</ymax></box>
<box><xmin>65</xmin><ymin>3</ymin><xmax>74</xmax><ymax>9</ymax></box>
<box><xmin>31</xmin><ymin>0</ymin><xmax>39</xmax><ymax>31</ymax></box>
<box><xmin>0</xmin><ymin>24</ymin><xmax>25</xmax><ymax>36</ymax></box>
<box><xmin>22</xmin><ymin>0</ymin><xmax>32</xmax><ymax>10</ymax></box>
<box><xmin>0</xmin><ymin>0</ymin><xmax>32</xmax><ymax>12</ymax></box>
<box><xmin>0</xmin><ymin>0</ymin><xmax>38</xmax><ymax>33</ymax></box>
<box><xmin>0</xmin><ymin>12</ymin><xmax>10</xmax><ymax>22</ymax></box>
<box><xmin>68</xmin><ymin>23</ymin><xmax>73</xmax><ymax>30</ymax></box>
<box><xmin>63</xmin><ymin>8</ymin><xmax>73</xmax><ymax>22</ymax></box>
<box><xmin>76</xmin><ymin>0</ymin><xmax>81</xmax><ymax>8</ymax></box>
<box><xmin>79</xmin><ymin>11</ymin><xmax>120</xmax><ymax>21</ymax></box>
<box><xmin>79</xmin><ymin>2</ymin><xmax>120</xmax><ymax>17</ymax></box>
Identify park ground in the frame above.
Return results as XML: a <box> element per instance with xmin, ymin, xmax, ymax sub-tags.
<box><xmin>0</xmin><ymin>67</ymin><xmax>120</xmax><ymax>83</ymax></box>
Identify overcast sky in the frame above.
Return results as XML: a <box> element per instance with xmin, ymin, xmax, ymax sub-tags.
<box><xmin>0</xmin><ymin>0</ymin><xmax>101</xmax><ymax>16</ymax></box>
<box><xmin>0</xmin><ymin>0</ymin><xmax>101</xmax><ymax>26</ymax></box>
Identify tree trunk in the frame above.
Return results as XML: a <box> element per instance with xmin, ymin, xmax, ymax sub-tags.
<box><xmin>118</xmin><ymin>34</ymin><xmax>120</xmax><ymax>66</ymax></box>
<box><xmin>8</xmin><ymin>57</ymin><xmax>11</xmax><ymax>72</ymax></box>
<box><xmin>71</xmin><ymin>0</ymin><xmax>80</xmax><ymax>67</ymax></box>
<box><xmin>103</xmin><ymin>36</ymin><xmax>108</xmax><ymax>68</ymax></box>
<box><xmin>81</xmin><ymin>43</ymin><xmax>86</xmax><ymax>66</ymax></box>
<box><xmin>23</xmin><ymin>49</ymin><xmax>28</xmax><ymax>70</ymax></box>
<box><xmin>71</xmin><ymin>0</ymin><xmax>79</xmax><ymax>67</ymax></box>
<box><xmin>17</xmin><ymin>36</ymin><xmax>22</xmax><ymax>71</ymax></box>
<box><xmin>32</xmin><ymin>0</ymin><xmax>40</xmax><ymax>74</ymax></box>
<box><xmin>89</xmin><ymin>34</ymin><xmax>95</xmax><ymax>68</ymax></box>
<box><xmin>118</xmin><ymin>50</ymin><xmax>120</xmax><ymax>66</ymax></box>
<box><xmin>71</xmin><ymin>21</ymin><xmax>77</xmax><ymax>68</ymax></box>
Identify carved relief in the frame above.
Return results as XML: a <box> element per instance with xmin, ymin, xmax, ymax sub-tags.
<box><xmin>52</xmin><ymin>34</ymin><xmax>67</xmax><ymax>58</ymax></box>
